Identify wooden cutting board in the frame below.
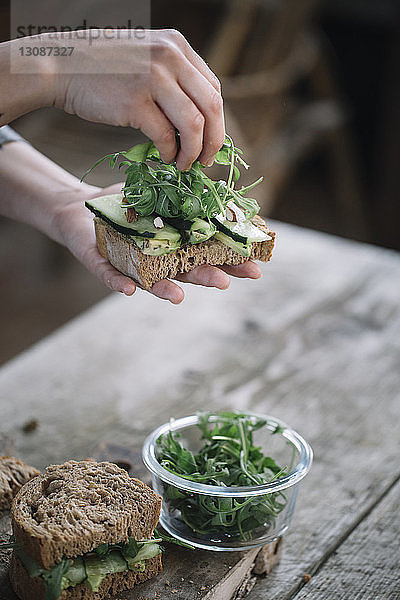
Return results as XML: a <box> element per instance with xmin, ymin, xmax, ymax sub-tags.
<box><xmin>0</xmin><ymin>443</ymin><xmax>282</xmax><ymax>600</ymax></box>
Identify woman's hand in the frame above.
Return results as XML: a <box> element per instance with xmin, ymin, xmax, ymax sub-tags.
<box><xmin>2</xmin><ymin>30</ymin><xmax>224</xmax><ymax>171</ymax></box>
<box><xmin>50</xmin><ymin>29</ymin><xmax>225</xmax><ymax>171</ymax></box>
<box><xmin>0</xmin><ymin>29</ymin><xmax>225</xmax><ymax>171</ymax></box>
<box><xmin>55</xmin><ymin>183</ymin><xmax>262</xmax><ymax>304</ymax></box>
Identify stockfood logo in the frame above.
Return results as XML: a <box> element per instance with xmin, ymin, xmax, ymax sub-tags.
<box><xmin>10</xmin><ymin>0</ymin><xmax>151</xmax><ymax>73</ymax></box>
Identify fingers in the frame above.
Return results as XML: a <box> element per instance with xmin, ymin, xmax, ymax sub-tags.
<box><xmin>150</xmin><ymin>32</ymin><xmax>224</xmax><ymax>170</ymax></box>
<box><xmin>101</xmin><ymin>266</ymin><xmax>137</xmax><ymax>296</ymax></box>
<box><xmin>178</xmin><ymin>64</ymin><xmax>225</xmax><ymax>167</ymax></box>
<box><xmin>99</xmin><ymin>182</ymin><xmax>125</xmax><ymax>196</ymax></box>
<box><xmin>151</xmin><ymin>279</ymin><xmax>185</xmax><ymax>304</ymax></box>
<box><xmin>182</xmin><ymin>46</ymin><xmax>222</xmax><ymax>95</ymax></box>
<box><xmin>162</xmin><ymin>29</ymin><xmax>222</xmax><ymax>94</ymax></box>
<box><xmin>174</xmin><ymin>265</ymin><xmax>230</xmax><ymax>289</ymax></box>
<box><xmin>152</xmin><ymin>78</ymin><xmax>204</xmax><ymax>171</ymax></box>
<box><xmin>150</xmin><ymin>279</ymin><xmax>185</xmax><ymax>304</ymax></box>
<box><xmin>58</xmin><ymin>204</ymin><xmax>137</xmax><ymax>296</ymax></box>
<box><xmin>77</xmin><ymin>234</ymin><xmax>137</xmax><ymax>296</ymax></box>
<box><xmin>153</xmin><ymin>78</ymin><xmax>224</xmax><ymax>171</ymax></box>
<box><xmin>134</xmin><ymin>100</ymin><xmax>177</xmax><ymax>164</ymax></box>
<box><xmin>219</xmin><ymin>261</ymin><xmax>262</xmax><ymax>279</ymax></box>
<box><xmin>150</xmin><ymin>264</ymin><xmax>231</xmax><ymax>304</ymax></box>
<box><xmin>170</xmin><ymin>32</ymin><xmax>225</xmax><ymax>167</ymax></box>
<box><xmin>144</xmin><ymin>265</ymin><xmax>234</xmax><ymax>304</ymax></box>
<box><xmin>149</xmin><ymin>261</ymin><xmax>259</xmax><ymax>304</ymax></box>
<box><xmin>149</xmin><ymin>265</ymin><xmax>230</xmax><ymax>304</ymax></box>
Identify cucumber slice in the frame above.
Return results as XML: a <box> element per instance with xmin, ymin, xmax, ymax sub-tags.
<box><xmin>214</xmin><ymin>231</ymin><xmax>252</xmax><ymax>257</ymax></box>
<box><xmin>188</xmin><ymin>218</ymin><xmax>217</xmax><ymax>244</ymax></box>
<box><xmin>212</xmin><ymin>215</ymin><xmax>271</xmax><ymax>244</ymax></box>
<box><xmin>164</xmin><ymin>216</ymin><xmax>216</xmax><ymax>244</ymax></box>
<box><xmin>132</xmin><ymin>236</ymin><xmax>181</xmax><ymax>256</ymax></box>
<box><xmin>85</xmin><ymin>194</ymin><xmax>181</xmax><ymax>242</ymax></box>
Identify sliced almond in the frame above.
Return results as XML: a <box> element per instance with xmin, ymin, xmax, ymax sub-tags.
<box><xmin>153</xmin><ymin>216</ymin><xmax>164</xmax><ymax>229</ymax></box>
<box><xmin>226</xmin><ymin>201</ymin><xmax>245</xmax><ymax>222</ymax></box>
<box><xmin>225</xmin><ymin>206</ymin><xmax>236</xmax><ymax>222</ymax></box>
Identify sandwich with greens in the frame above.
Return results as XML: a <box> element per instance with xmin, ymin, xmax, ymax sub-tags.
<box><xmin>9</xmin><ymin>460</ymin><xmax>162</xmax><ymax>600</ymax></box>
<box><xmin>84</xmin><ymin>136</ymin><xmax>275</xmax><ymax>290</ymax></box>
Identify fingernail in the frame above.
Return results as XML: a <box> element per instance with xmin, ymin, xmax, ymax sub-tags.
<box><xmin>171</xmin><ymin>291</ymin><xmax>184</xmax><ymax>304</ymax></box>
<box><xmin>123</xmin><ymin>285</ymin><xmax>135</xmax><ymax>296</ymax></box>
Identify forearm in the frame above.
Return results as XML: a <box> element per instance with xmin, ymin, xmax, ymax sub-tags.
<box><xmin>0</xmin><ymin>141</ymin><xmax>99</xmax><ymax>243</ymax></box>
<box><xmin>0</xmin><ymin>37</ymin><xmax>56</xmax><ymax>126</ymax></box>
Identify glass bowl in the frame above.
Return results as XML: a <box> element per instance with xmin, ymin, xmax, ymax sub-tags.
<box><xmin>142</xmin><ymin>412</ymin><xmax>313</xmax><ymax>551</ymax></box>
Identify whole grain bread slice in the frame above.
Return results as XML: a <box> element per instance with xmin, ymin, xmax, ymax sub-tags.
<box><xmin>94</xmin><ymin>214</ymin><xmax>275</xmax><ymax>290</ymax></box>
<box><xmin>10</xmin><ymin>551</ymin><xmax>162</xmax><ymax>600</ymax></box>
<box><xmin>11</xmin><ymin>460</ymin><xmax>162</xmax><ymax>569</ymax></box>
<box><xmin>0</xmin><ymin>457</ymin><xmax>40</xmax><ymax>511</ymax></box>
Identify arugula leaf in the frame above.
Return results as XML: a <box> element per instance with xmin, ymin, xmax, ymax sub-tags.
<box><xmin>95</xmin><ymin>543</ymin><xmax>109</xmax><ymax>557</ymax></box>
<box><xmin>121</xmin><ymin>537</ymin><xmax>143</xmax><ymax>559</ymax></box>
<box><xmin>82</xmin><ymin>135</ymin><xmax>262</xmax><ymax>223</ymax></box>
<box><xmin>156</xmin><ymin>411</ymin><xmax>288</xmax><ymax>541</ymax></box>
<box><xmin>42</xmin><ymin>559</ymin><xmax>70</xmax><ymax>600</ymax></box>
<box><xmin>154</xmin><ymin>528</ymin><xmax>195</xmax><ymax>549</ymax></box>
<box><xmin>124</xmin><ymin>141</ymin><xmax>155</xmax><ymax>163</ymax></box>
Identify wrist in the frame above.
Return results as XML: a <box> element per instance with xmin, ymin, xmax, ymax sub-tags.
<box><xmin>0</xmin><ymin>139</ymin><xmax>100</xmax><ymax>245</ymax></box>
<box><xmin>0</xmin><ymin>37</ymin><xmax>57</xmax><ymax>125</ymax></box>
<box><xmin>16</xmin><ymin>35</ymin><xmax>62</xmax><ymax>108</ymax></box>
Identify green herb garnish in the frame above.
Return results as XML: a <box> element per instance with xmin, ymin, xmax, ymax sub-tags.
<box><xmin>82</xmin><ymin>135</ymin><xmax>262</xmax><ymax>222</ymax></box>
<box><xmin>153</xmin><ymin>527</ymin><xmax>195</xmax><ymax>550</ymax></box>
<box><xmin>14</xmin><ymin>536</ymin><xmax>162</xmax><ymax>600</ymax></box>
<box><xmin>156</xmin><ymin>411</ymin><xmax>289</xmax><ymax>541</ymax></box>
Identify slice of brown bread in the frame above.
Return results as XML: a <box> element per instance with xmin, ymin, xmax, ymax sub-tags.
<box><xmin>10</xmin><ymin>551</ymin><xmax>162</xmax><ymax>600</ymax></box>
<box><xmin>11</xmin><ymin>460</ymin><xmax>162</xmax><ymax>569</ymax></box>
<box><xmin>94</xmin><ymin>214</ymin><xmax>276</xmax><ymax>290</ymax></box>
<box><xmin>0</xmin><ymin>456</ymin><xmax>40</xmax><ymax>511</ymax></box>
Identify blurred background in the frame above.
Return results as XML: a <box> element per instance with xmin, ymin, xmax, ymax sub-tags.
<box><xmin>1</xmin><ymin>0</ymin><xmax>399</xmax><ymax>364</ymax></box>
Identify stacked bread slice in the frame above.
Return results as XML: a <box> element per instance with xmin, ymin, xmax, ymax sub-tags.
<box><xmin>9</xmin><ymin>460</ymin><xmax>162</xmax><ymax>600</ymax></box>
<box><xmin>0</xmin><ymin>456</ymin><xmax>40</xmax><ymax>511</ymax></box>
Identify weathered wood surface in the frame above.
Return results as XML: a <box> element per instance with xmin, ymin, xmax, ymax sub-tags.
<box><xmin>294</xmin><ymin>478</ymin><xmax>400</xmax><ymax>600</ymax></box>
<box><xmin>0</xmin><ymin>221</ymin><xmax>399</xmax><ymax>599</ymax></box>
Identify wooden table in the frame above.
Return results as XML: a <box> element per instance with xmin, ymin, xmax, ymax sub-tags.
<box><xmin>0</xmin><ymin>220</ymin><xmax>399</xmax><ymax>599</ymax></box>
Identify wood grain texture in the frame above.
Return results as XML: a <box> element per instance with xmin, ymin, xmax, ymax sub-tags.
<box><xmin>294</xmin><ymin>478</ymin><xmax>400</xmax><ymax>600</ymax></box>
<box><xmin>0</xmin><ymin>221</ymin><xmax>399</xmax><ymax>599</ymax></box>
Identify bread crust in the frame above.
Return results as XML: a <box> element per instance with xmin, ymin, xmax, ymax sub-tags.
<box><xmin>0</xmin><ymin>456</ymin><xmax>40</xmax><ymax>511</ymax></box>
<box><xmin>11</xmin><ymin>460</ymin><xmax>161</xmax><ymax>570</ymax></box>
<box><xmin>9</xmin><ymin>551</ymin><xmax>162</xmax><ymax>600</ymax></box>
<box><xmin>94</xmin><ymin>215</ymin><xmax>275</xmax><ymax>290</ymax></box>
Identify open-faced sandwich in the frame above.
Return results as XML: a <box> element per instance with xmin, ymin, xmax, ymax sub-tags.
<box><xmin>9</xmin><ymin>460</ymin><xmax>162</xmax><ymax>600</ymax></box>
<box><xmin>84</xmin><ymin>136</ymin><xmax>276</xmax><ymax>290</ymax></box>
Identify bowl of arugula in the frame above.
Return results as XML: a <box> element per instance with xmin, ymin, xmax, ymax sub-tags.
<box><xmin>142</xmin><ymin>411</ymin><xmax>312</xmax><ymax>551</ymax></box>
